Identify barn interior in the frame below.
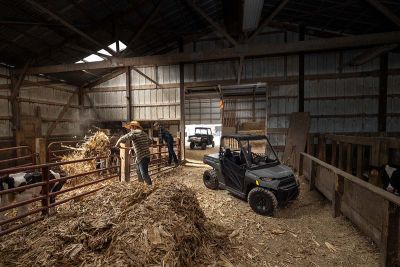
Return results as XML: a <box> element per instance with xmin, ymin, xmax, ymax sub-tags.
<box><xmin>1</xmin><ymin>0</ymin><xmax>400</xmax><ymax>266</ymax></box>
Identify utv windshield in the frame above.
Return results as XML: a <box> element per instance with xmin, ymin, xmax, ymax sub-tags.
<box><xmin>239</xmin><ymin>137</ymin><xmax>279</xmax><ymax>168</ymax></box>
<box><xmin>195</xmin><ymin>128</ymin><xmax>209</xmax><ymax>135</ymax></box>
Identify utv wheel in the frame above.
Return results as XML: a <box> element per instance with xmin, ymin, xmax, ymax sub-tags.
<box><xmin>203</xmin><ymin>169</ymin><xmax>219</xmax><ymax>190</ymax></box>
<box><xmin>201</xmin><ymin>142</ymin><xmax>207</xmax><ymax>150</ymax></box>
<box><xmin>190</xmin><ymin>142</ymin><xmax>195</xmax><ymax>149</ymax></box>
<box><xmin>248</xmin><ymin>187</ymin><xmax>278</xmax><ymax>216</ymax></box>
<box><xmin>212</xmin><ymin>141</ymin><xmax>215</xmax><ymax>148</ymax></box>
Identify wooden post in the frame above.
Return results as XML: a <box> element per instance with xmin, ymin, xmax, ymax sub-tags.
<box><xmin>307</xmin><ymin>134</ymin><xmax>314</xmax><ymax>156</ymax></box>
<box><xmin>332</xmin><ymin>174</ymin><xmax>344</xmax><ymax>218</ymax></box>
<box><xmin>298</xmin><ymin>23</ymin><xmax>305</xmax><ymax>112</ymax></box>
<box><xmin>356</xmin><ymin>145</ymin><xmax>363</xmax><ymax>178</ymax></box>
<box><xmin>157</xmin><ymin>142</ymin><xmax>161</xmax><ymax>172</ymax></box>
<box><xmin>35</xmin><ymin>138</ymin><xmax>47</xmax><ymax>164</ymax></box>
<box><xmin>380</xmin><ymin>201</ymin><xmax>399</xmax><ymax>267</ymax></box>
<box><xmin>331</xmin><ymin>140</ymin><xmax>337</xmax><ymax>167</ymax></box>
<box><xmin>378</xmin><ymin>53</ymin><xmax>388</xmax><ymax>133</ymax></box>
<box><xmin>379</xmin><ymin>140</ymin><xmax>389</xmax><ymax>166</ymax></box>
<box><xmin>318</xmin><ymin>134</ymin><xmax>326</xmax><ymax>161</ymax></box>
<box><xmin>309</xmin><ymin>161</ymin><xmax>316</xmax><ymax>191</ymax></box>
<box><xmin>346</xmin><ymin>143</ymin><xmax>352</xmax><ymax>174</ymax></box>
<box><xmin>338</xmin><ymin>142</ymin><xmax>344</xmax><ymax>170</ymax></box>
<box><xmin>119</xmin><ymin>142</ymin><xmax>130</xmax><ymax>182</ymax></box>
<box><xmin>179</xmin><ymin>38</ymin><xmax>185</xmax><ymax>161</ymax></box>
<box><xmin>298</xmin><ymin>153</ymin><xmax>304</xmax><ymax>176</ymax></box>
<box><xmin>126</xmin><ymin>67</ymin><xmax>132</xmax><ymax>121</ymax></box>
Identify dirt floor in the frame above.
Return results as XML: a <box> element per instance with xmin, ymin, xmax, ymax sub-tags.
<box><xmin>180</xmin><ymin>146</ymin><xmax>380</xmax><ymax>266</ymax></box>
<box><xmin>172</xmin><ymin>166</ymin><xmax>379</xmax><ymax>266</ymax></box>
<box><xmin>185</xmin><ymin>146</ymin><xmax>219</xmax><ymax>163</ymax></box>
<box><xmin>0</xmin><ymin>146</ymin><xmax>380</xmax><ymax>266</ymax></box>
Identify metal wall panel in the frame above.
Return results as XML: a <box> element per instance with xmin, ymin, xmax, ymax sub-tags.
<box><xmin>185</xmin><ymin>98</ymin><xmax>220</xmax><ymax>125</ymax></box>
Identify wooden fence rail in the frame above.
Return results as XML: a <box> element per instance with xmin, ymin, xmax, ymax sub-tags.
<box><xmin>299</xmin><ymin>152</ymin><xmax>400</xmax><ymax>267</ymax></box>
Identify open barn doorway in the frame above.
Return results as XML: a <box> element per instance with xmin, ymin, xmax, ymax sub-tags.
<box><xmin>185</xmin><ymin>124</ymin><xmax>221</xmax><ymax>163</ymax></box>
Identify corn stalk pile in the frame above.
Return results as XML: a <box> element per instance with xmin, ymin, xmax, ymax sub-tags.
<box><xmin>0</xmin><ymin>180</ymin><xmax>231</xmax><ymax>267</ymax></box>
<box><xmin>60</xmin><ymin>131</ymin><xmax>110</xmax><ymax>185</ymax></box>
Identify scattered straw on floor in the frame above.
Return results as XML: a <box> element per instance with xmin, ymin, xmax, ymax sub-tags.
<box><xmin>0</xmin><ymin>180</ymin><xmax>231</xmax><ymax>267</ymax></box>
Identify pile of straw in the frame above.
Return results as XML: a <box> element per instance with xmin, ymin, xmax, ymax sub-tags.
<box><xmin>60</xmin><ymin>132</ymin><xmax>110</xmax><ymax>184</ymax></box>
<box><xmin>0</xmin><ymin>181</ymin><xmax>231</xmax><ymax>267</ymax></box>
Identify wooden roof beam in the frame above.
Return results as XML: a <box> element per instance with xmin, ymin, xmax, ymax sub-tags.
<box><xmin>25</xmin><ymin>0</ymin><xmax>117</xmax><ymax>56</ymax></box>
<box><xmin>123</xmin><ymin>0</ymin><xmax>164</xmax><ymax>55</ymax></box>
<box><xmin>22</xmin><ymin>31</ymin><xmax>400</xmax><ymax>74</ymax></box>
<box><xmin>365</xmin><ymin>0</ymin><xmax>400</xmax><ymax>27</ymax></box>
<box><xmin>185</xmin><ymin>0</ymin><xmax>239</xmax><ymax>47</ymax></box>
<box><xmin>247</xmin><ymin>0</ymin><xmax>290</xmax><ymax>43</ymax></box>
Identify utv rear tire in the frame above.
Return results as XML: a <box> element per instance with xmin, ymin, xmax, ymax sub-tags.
<box><xmin>190</xmin><ymin>142</ymin><xmax>195</xmax><ymax>149</ymax></box>
<box><xmin>248</xmin><ymin>187</ymin><xmax>278</xmax><ymax>216</ymax></box>
<box><xmin>201</xmin><ymin>142</ymin><xmax>207</xmax><ymax>150</ymax></box>
<box><xmin>203</xmin><ymin>169</ymin><xmax>219</xmax><ymax>190</ymax></box>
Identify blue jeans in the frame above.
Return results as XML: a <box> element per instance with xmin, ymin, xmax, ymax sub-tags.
<box><xmin>165</xmin><ymin>136</ymin><xmax>178</xmax><ymax>164</ymax></box>
<box><xmin>137</xmin><ymin>157</ymin><xmax>152</xmax><ymax>185</ymax></box>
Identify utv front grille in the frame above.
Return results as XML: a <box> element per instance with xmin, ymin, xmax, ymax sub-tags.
<box><xmin>278</xmin><ymin>175</ymin><xmax>296</xmax><ymax>187</ymax></box>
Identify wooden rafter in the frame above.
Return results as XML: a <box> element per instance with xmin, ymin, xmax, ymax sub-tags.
<box><xmin>123</xmin><ymin>0</ymin><xmax>164</xmax><ymax>55</ymax></box>
<box><xmin>247</xmin><ymin>0</ymin><xmax>289</xmax><ymax>42</ymax></box>
<box><xmin>25</xmin><ymin>0</ymin><xmax>117</xmax><ymax>56</ymax></box>
<box><xmin>46</xmin><ymin>91</ymin><xmax>78</xmax><ymax>137</ymax></box>
<box><xmin>185</xmin><ymin>0</ymin><xmax>238</xmax><ymax>47</ymax></box>
<box><xmin>365</xmin><ymin>0</ymin><xmax>400</xmax><ymax>27</ymax></box>
<box><xmin>22</xmin><ymin>31</ymin><xmax>400</xmax><ymax>74</ymax></box>
<box><xmin>132</xmin><ymin>66</ymin><xmax>163</xmax><ymax>89</ymax></box>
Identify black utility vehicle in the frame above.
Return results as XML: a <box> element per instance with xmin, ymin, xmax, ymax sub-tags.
<box><xmin>188</xmin><ymin>127</ymin><xmax>215</xmax><ymax>150</ymax></box>
<box><xmin>203</xmin><ymin>135</ymin><xmax>299</xmax><ymax>216</ymax></box>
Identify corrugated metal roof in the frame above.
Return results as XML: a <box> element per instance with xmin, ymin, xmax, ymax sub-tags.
<box><xmin>0</xmin><ymin>0</ymin><xmax>399</xmax><ymax>86</ymax></box>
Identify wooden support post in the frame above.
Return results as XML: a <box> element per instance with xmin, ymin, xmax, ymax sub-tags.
<box><xmin>318</xmin><ymin>134</ymin><xmax>326</xmax><ymax>161</ymax></box>
<box><xmin>332</xmin><ymin>174</ymin><xmax>344</xmax><ymax>218</ymax></box>
<box><xmin>157</xmin><ymin>142</ymin><xmax>161</xmax><ymax>172</ymax></box>
<box><xmin>378</xmin><ymin>53</ymin><xmax>388</xmax><ymax>133</ymax></box>
<box><xmin>379</xmin><ymin>140</ymin><xmax>389</xmax><ymax>166</ymax></box>
<box><xmin>298</xmin><ymin>153</ymin><xmax>304</xmax><ymax>176</ymax></box>
<box><xmin>307</xmin><ymin>134</ymin><xmax>314</xmax><ymax>156</ymax></box>
<box><xmin>338</xmin><ymin>142</ymin><xmax>344</xmax><ymax>170</ymax></box>
<box><xmin>380</xmin><ymin>201</ymin><xmax>400</xmax><ymax>267</ymax></box>
<box><xmin>126</xmin><ymin>67</ymin><xmax>132</xmax><ymax>121</ymax></box>
<box><xmin>331</xmin><ymin>140</ymin><xmax>337</xmax><ymax>166</ymax></box>
<box><xmin>309</xmin><ymin>161</ymin><xmax>316</xmax><ymax>191</ymax></box>
<box><xmin>346</xmin><ymin>143</ymin><xmax>352</xmax><ymax>174</ymax></box>
<box><xmin>119</xmin><ymin>142</ymin><xmax>130</xmax><ymax>182</ymax></box>
<box><xmin>298</xmin><ymin>24</ymin><xmax>305</xmax><ymax>112</ymax></box>
<box><xmin>179</xmin><ymin>39</ymin><xmax>185</xmax><ymax>161</ymax></box>
<box><xmin>356</xmin><ymin>145</ymin><xmax>363</xmax><ymax>178</ymax></box>
<box><xmin>35</xmin><ymin>138</ymin><xmax>47</xmax><ymax>164</ymax></box>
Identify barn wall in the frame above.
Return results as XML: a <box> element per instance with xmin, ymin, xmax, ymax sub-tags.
<box><xmin>19</xmin><ymin>76</ymin><xmax>80</xmax><ymax>137</ymax></box>
<box><xmin>0</xmin><ymin>67</ymin><xmax>12</xmax><ymax>140</ymax></box>
<box><xmin>88</xmin><ymin>27</ymin><xmax>400</xmax><ymax>139</ymax></box>
<box><xmin>0</xmin><ymin>66</ymin><xmax>80</xmax><ymax>140</ymax></box>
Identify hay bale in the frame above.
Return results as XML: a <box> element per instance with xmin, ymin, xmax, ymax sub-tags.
<box><xmin>0</xmin><ymin>181</ymin><xmax>231</xmax><ymax>267</ymax></box>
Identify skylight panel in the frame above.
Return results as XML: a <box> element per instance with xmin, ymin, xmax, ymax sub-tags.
<box><xmin>83</xmin><ymin>54</ymin><xmax>103</xmax><ymax>62</ymax></box>
<box><xmin>97</xmin><ymin>49</ymin><xmax>112</xmax><ymax>56</ymax></box>
<box><xmin>108</xmin><ymin>41</ymin><xmax>127</xmax><ymax>52</ymax></box>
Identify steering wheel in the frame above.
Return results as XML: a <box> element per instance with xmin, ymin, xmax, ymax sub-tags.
<box><xmin>252</xmin><ymin>153</ymin><xmax>265</xmax><ymax>164</ymax></box>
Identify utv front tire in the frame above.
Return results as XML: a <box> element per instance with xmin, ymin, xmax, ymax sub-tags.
<box><xmin>201</xmin><ymin>142</ymin><xmax>207</xmax><ymax>150</ymax></box>
<box><xmin>248</xmin><ymin>187</ymin><xmax>278</xmax><ymax>216</ymax></box>
<box><xmin>212</xmin><ymin>141</ymin><xmax>215</xmax><ymax>148</ymax></box>
<box><xmin>190</xmin><ymin>142</ymin><xmax>195</xmax><ymax>149</ymax></box>
<box><xmin>203</xmin><ymin>169</ymin><xmax>219</xmax><ymax>190</ymax></box>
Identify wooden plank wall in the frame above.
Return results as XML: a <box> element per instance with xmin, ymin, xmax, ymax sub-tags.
<box><xmin>299</xmin><ymin>152</ymin><xmax>400</xmax><ymax>266</ymax></box>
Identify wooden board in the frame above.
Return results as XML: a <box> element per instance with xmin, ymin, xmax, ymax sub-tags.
<box><xmin>283</xmin><ymin>112</ymin><xmax>310</xmax><ymax>170</ymax></box>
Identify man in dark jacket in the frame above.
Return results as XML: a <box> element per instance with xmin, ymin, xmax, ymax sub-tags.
<box><xmin>154</xmin><ymin>122</ymin><xmax>179</xmax><ymax>166</ymax></box>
